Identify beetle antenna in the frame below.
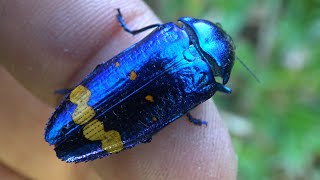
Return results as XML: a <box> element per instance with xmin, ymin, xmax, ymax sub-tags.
<box><xmin>236</xmin><ymin>56</ymin><xmax>260</xmax><ymax>83</ymax></box>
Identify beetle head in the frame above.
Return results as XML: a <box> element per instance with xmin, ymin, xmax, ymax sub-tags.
<box><xmin>179</xmin><ymin>17</ymin><xmax>235</xmax><ymax>85</ymax></box>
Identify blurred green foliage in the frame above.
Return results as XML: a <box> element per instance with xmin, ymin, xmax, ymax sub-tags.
<box><xmin>145</xmin><ymin>0</ymin><xmax>320</xmax><ymax>179</ymax></box>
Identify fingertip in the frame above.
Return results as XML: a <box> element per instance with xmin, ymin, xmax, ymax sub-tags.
<box><xmin>0</xmin><ymin>0</ymin><xmax>159</xmax><ymax>106</ymax></box>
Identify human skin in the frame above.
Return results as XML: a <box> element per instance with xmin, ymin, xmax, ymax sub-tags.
<box><xmin>0</xmin><ymin>0</ymin><xmax>237</xmax><ymax>179</ymax></box>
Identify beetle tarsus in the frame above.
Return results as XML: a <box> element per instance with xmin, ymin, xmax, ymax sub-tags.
<box><xmin>186</xmin><ymin>113</ymin><xmax>208</xmax><ymax>126</ymax></box>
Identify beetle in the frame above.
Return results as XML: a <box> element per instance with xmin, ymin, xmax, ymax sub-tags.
<box><xmin>45</xmin><ymin>9</ymin><xmax>235</xmax><ymax>163</ymax></box>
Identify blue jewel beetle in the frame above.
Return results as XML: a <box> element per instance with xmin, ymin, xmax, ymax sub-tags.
<box><xmin>45</xmin><ymin>9</ymin><xmax>235</xmax><ymax>162</ymax></box>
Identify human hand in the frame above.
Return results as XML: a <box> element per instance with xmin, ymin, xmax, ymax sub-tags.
<box><xmin>0</xmin><ymin>0</ymin><xmax>237</xmax><ymax>179</ymax></box>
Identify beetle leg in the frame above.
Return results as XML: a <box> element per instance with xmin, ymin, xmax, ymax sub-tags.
<box><xmin>116</xmin><ymin>8</ymin><xmax>161</xmax><ymax>35</ymax></box>
<box><xmin>216</xmin><ymin>83</ymin><xmax>232</xmax><ymax>94</ymax></box>
<box><xmin>186</xmin><ymin>112</ymin><xmax>208</xmax><ymax>126</ymax></box>
<box><xmin>54</xmin><ymin>88</ymin><xmax>73</xmax><ymax>95</ymax></box>
<box><xmin>141</xmin><ymin>137</ymin><xmax>152</xmax><ymax>143</ymax></box>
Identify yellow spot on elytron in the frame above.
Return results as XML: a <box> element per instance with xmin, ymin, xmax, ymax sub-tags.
<box><xmin>70</xmin><ymin>86</ymin><xmax>123</xmax><ymax>153</ymax></box>
<box><xmin>70</xmin><ymin>85</ymin><xmax>96</xmax><ymax>125</ymax></box>
<box><xmin>145</xmin><ymin>95</ymin><xmax>154</xmax><ymax>102</ymax></box>
<box><xmin>115</xmin><ymin>62</ymin><xmax>120</xmax><ymax>67</ymax></box>
<box><xmin>152</xmin><ymin>117</ymin><xmax>157</xmax><ymax>121</ymax></box>
<box><xmin>101</xmin><ymin>130</ymin><xmax>123</xmax><ymax>153</ymax></box>
<box><xmin>130</xmin><ymin>70</ymin><xmax>137</xmax><ymax>80</ymax></box>
<box><xmin>83</xmin><ymin>119</ymin><xmax>124</xmax><ymax>153</ymax></box>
